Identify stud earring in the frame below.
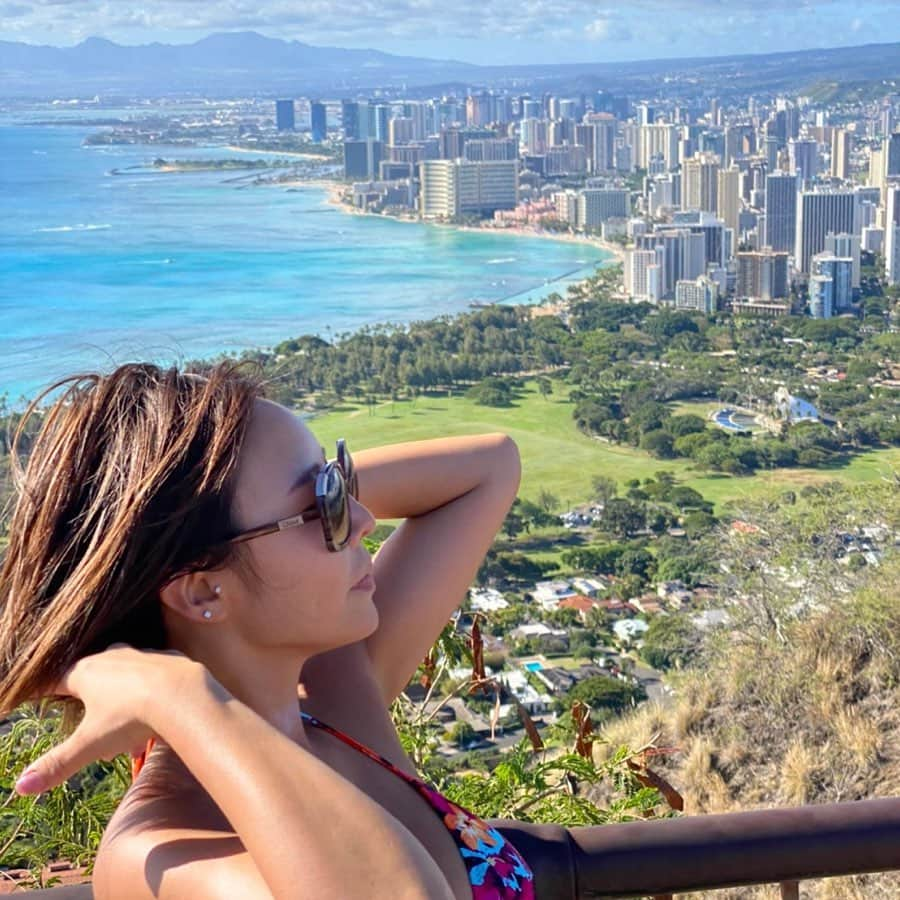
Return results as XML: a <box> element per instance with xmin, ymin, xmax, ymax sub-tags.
<box><xmin>213</xmin><ymin>585</ymin><xmax>222</xmax><ymax>596</ymax></box>
<box><xmin>202</xmin><ymin>610</ymin><xmax>213</xmax><ymax>620</ymax></box>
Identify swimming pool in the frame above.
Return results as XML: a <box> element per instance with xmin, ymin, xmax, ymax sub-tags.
<box><xmin>523</xmin><ymin>661</ymin><xmax>544</xmax><ymax>672</ymax></box>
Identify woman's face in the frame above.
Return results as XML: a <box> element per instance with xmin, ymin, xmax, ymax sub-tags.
<box><xmin>225</xmin><ymin>398</ymin><xmax>378</xmax><ymax>655</ymax></box>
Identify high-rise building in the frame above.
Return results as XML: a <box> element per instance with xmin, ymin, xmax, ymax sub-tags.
<box><xmin>438</xmin><ymin>127</ymin><xmax>494</xmax><ymax>160</ymax></box>
<box><xmin>795</xmin><ymin>189</ymin><xmax>859</xmax><ymax>274</ymax></box>
<box><xmin>671</xmin><ymin>210</ymin><xmax>729</xmax><ymax>267</ymax></box>
<box><xmin>724</xmin><ymin>124</ymin><xmax>754</xmax><ymax>166</ymax></box>
<box><xmin>276</xmin><ymin>99</ymin><xmax>295</xmax><ymax>131</ymax></box>
<box><xmin>824</xmin><ymin>233</ymin><xmax>861</xmax><ymax>289</ymax></box>
<box><xmin>554</xmin><ymin>190</ymin><xmax>579</xmax><ymax>226</ymax></box>
<box><xmin>886</xmin><ymin>132</ymin><xmax>900</xmax><ymax>177</ymax></box>
<box><xmin>764</xmin><ymin>171</ymin><xmax>799</xmax><ymax>253</ymax></box>
<box><xmin>466</xmin><ymin>93</ymin><xmax>492</xmax><ymax>127</ymax></box>
<box><xmin>370</xmin><ymin>104</ymin><xmax>391</xmax><ymax>143</ymax></box>
<box><xmin>401</xmin><ymin>101</ymin><xmax>429</xmax><ymax>140</ymax></box>
<box><xmin>810</xmin><ymin>253</ymin><xmax>853</xmax><ymax>312</ymax></box>
<box><xmin>884</xmin><ymin>183</ymin><xmax>900</xmax><ymax>285</ymax></box>
<box><xmin>682</xmin><ymin>152</ymin><xmax>720</xmax><ymax>214</ymax></box>
<box><xmin>869</xmin><ymin>147</ymin><xmax>885</xmax><ymax>193</ymax></box>
<box><xmin>520</xmin><ymin>118</ymin><xmax>548</xmax><ymax>155</ymax></box>
<box><xmin>419</xmin><ymin>159</ymin><xmax>518</xmax><ymax>219</ymax></box>
<box><xmin>577</xmin><ymin>189</ymin><xmax>630</xmax><ymax>229</ymax></box>
<box><xmin>545</xmin><ymin>146</ymin><xmax>588</xmax><ymax>176</ymax></box>
<box><xmin>343</xmin><ymin>139</ymin><xmax>384</xmax><ymax>180</ymax></box>
<box><xmin>585</xmin><ymin>113</ymin><xmax>616</xmax><ymax>173</ymax></box>
<box><xmin>765</xmin><ymin>136</ymin><xmax>780</xmax><ymax>171</ymax></box>
<box><xmin>808</xmin><ymin>274</ymin><xmax>834</xmax><ymax>318</ymax></box>
<box><xmin>636</xmin><ymin>229</ymin><xmax>707</xmax><ymax>299</ymax></box>
<box><xmin>736</xmin><ymin>249</ymin><xmax>789</xmax><ymax>300</ymax></box>
<box><xmin>558</xmin><ymin>99</ymin><xmax>578</xmax><ymax>120</ymax></box>
<box><xmin>625</xmin><ymin>248</ymin><xmax>664</xmax><ymax>303</ymax></box>
<box><xmin>388</xmin><ymin>117</ymin><xmax>415</xmax><ymax>146</ymax></box>
<box><xmin>636</xmin><ymin>123</ymin><xmax>680</xmax><ymax>170</ymax></box>
<box><xmin>310</xmin><ymin>101</ymin><xmax>327</xmax><ymax>143</ymax></box>
<box><xmin>675</xmin><ymin>275</ymin><xmax>719</xmax><ymax>313</ymax></box>
<box><xmin>831</xmin><ymin>129</ymin><xmax>852</xmax><ymax>180</ymax></box>
<box><xmin>463</xmin><ymin>138</ymin><xmax>518</xmax><ymax>161</ymax></box>
<box><xmin>341</xmin><ymin>100</ymin><xmax>361</xmax><ymax>141</ymax></box>
<box><xmin>717</xmin><ymin>166</ymin><xmax>742</xmax><ymax>234</ymax></box>
<box><xmin>637</xmin><ymin>104</ymin><xmax>656</xmax><ymax>126</ymax></box>
<box><xmin>788</xmin><ymin>138</ymin><xmax>818</xmax><ymax>183</ymax></box>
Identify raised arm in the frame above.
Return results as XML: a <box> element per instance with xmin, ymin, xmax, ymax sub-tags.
<box><xmin>353</xmin><ymin>434</ymin><xmax>521</xmax><ymax>702</ymax></box>
<box><xmin>17</xmin><ymin>648</ymin><xmax>454</xmax><ymax>900</ymax></box>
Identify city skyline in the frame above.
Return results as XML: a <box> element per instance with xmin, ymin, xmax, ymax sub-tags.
<box><xmin>5</xmin><ymin>1</ymin><xmax>900</xmax><ymax>66</ymax></box>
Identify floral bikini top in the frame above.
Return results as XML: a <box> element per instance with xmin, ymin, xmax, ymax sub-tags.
<box><xmin>132</xmin><ymin>714</ymin><xmax>535</xmax><ymax>900</ymax></box>
<box><xmin>300</xmin><ymin>712</ymin><xmax>535</xmax><ymax>900</ymax></box>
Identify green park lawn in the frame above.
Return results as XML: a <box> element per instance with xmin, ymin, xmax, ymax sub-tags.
<box><xmin>309</xmin><ymin>381</ymin><xmax>899</xmax><ymax>513</ymax></box>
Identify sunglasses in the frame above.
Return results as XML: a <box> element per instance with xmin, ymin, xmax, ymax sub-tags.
<box><xmin>225</xmin><ymin>438</ymin><xmax>359</xmax><ymax>552</ymax></box>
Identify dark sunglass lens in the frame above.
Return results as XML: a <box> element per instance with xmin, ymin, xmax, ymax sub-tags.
<box><xmin>338</xmin><ymin>441</ymin><xmax>359</xmax><ymax>499</ymax></box>
<box><xmin>323</xmin><ymin>467</ymin><xmax>351</xmax><ymax>549</ymax></box>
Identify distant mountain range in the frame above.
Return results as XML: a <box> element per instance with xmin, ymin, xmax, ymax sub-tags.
<box><xmin>3</xmin><ymin>31</ymin><xmax>900</xmax><ymax>99</ymax></box>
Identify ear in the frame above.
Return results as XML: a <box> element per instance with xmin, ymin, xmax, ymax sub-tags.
<box><xmin>159</xmin><ymin>570</ymin><xmax>223</xmax><ymax>625</ymax></box>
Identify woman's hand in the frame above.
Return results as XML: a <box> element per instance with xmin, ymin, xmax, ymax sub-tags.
<box><xmin>14</xmin><ymin>642</ymin><xmax>202</xmax><ymax>796</ymax></box>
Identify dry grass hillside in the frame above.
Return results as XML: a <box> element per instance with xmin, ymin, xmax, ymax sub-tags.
<box><xmin>596</xmin><ymin>481</ymin><xmax>900</xmax><ymax>899</ymax></box>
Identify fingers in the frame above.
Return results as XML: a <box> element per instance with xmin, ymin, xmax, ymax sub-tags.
<box><xmin>14</xmin><ymin>726</ymin><xmax>102</xmax><ymax>797</ymax></box>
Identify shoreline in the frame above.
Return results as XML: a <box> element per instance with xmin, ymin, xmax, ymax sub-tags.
<box><xmin>224</xmin><ymin>144</ymin><xmax>333</xmax><ymax>161</ymax></box>
<box><xmin>252</xmin><ymin>176</ymin><xmax>625</xmax><ymax>269</ymax></box>
<box><xmin>316</xmin><ymin>185</ymin><xmax>623</xmax><ymax>310</ymax></box>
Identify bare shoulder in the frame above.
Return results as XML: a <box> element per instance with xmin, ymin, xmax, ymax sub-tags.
<box><xmin>94</xmin><ymin>761</ymin><xmax>270</xmax><ymax>900</ymax></box>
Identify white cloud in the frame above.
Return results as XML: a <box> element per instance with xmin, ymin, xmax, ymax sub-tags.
<box><xmin>1</xmin><ymin>0</ymin><xmax>893</xmax><ymax>55</ymax></box>
<box><xmin>584</xmin><ymin>17</ymin><xmax>610</xmax><ymax>40</ymax></box>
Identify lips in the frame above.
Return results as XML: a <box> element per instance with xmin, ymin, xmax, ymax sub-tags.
<box><xmin>351</xmin><ymin>571</ymin><xmax>375</xmax><ymax>591</ymax></box>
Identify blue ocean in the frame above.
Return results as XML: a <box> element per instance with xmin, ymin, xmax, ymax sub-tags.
<box><xmin>0</xmin><ymin>111</ymin><xmax>612</xmax><ymax>403</ymax></box>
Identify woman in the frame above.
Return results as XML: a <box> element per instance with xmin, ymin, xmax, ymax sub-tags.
<box><xmin>1</xmin><ymin>362</ymin><xmax>535</xmax><ymax>899</ymax></box>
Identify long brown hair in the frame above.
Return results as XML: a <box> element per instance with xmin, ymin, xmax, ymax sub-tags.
<box><xmin>0</xmin><ymin>361</ymin><xmax>263</xmax><ymax>724</ymax></box>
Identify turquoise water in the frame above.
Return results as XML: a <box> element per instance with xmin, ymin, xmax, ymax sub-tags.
<box><xmin>0</xmin><ymin>113</ymin><xmax>613</xmax><ymax>402</ymax></box>
<box><xmin>523</xmin><ymin>661</ymin><xmax>544</xmax><ymax>672</ymax></box>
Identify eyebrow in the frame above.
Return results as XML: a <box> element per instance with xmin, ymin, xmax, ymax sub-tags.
<box><xmin>289</xmin><ymin>459</ymin><xmax>326</xmax><ymax>493</ymax></box>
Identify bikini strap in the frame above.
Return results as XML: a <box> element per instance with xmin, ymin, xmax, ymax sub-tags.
<box><xmin>300</xmin><ymin>711</ymin><xmax>421</xmax><ymax>786</ymax></box>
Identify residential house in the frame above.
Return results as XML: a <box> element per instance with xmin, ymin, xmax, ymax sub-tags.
<box><xmin>509</xmin><ymin>622</ymin><xmax>570</xmax><ymax>652</ymax></box>
<box><xmin>469</xmin><ymin>587</ymin><xmax>510</xmax><ymax>612</ymax></box>
<box><xmin>530</xmin><ymin>580</ymin><xmax>579</xmax><ymax>611</ymax></box>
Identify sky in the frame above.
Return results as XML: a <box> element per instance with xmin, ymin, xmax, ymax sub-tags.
<box><xmin>3</xmin><ymin>0</ymin><xmax>900</xmax><ymax>65</ymax></box>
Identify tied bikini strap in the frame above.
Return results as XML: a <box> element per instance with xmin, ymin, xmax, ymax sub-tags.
<box><xmin>131</xmin><ymin>737</ymin><xmax>156</xmax><ymax>780</ymax></box>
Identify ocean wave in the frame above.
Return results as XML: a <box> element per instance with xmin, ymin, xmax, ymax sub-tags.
<box><xmin>486</xmin><ymin>257</ymin><xmax>516</xmax><ymax>264</ymax></box>
<box><xmin>35</xmin><ymin>223</ymin><xmax>113</xmax><ymax>233</ymax></box>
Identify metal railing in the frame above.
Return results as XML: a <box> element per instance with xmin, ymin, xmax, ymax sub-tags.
<box><xmin>9</xmin><ymin>796</ymin><xmax>900</xmax><ymax>898</ymax></box>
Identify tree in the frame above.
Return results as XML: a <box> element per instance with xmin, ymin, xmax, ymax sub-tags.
<box><xmin>602</xmin><ymin>498</ymin><xmax>646</xmax><ymax>538</ymax></box>
<box><xmin>640</xmin><ymin>615</ymin><xmax>702</xmax><ymax>671</ymax></box>
<box><xmin>536</xmin><ymin>488</ymin><xmax>560</xmax><ymax>514</ymax></box>
<box><xmin>592</xmin><ymin>475</ymin><xmax>618</xmax><ymax>507</ymax></box>
<box><xmin>616</xmin><ymin>548</ymin><xmax>656</xmax><ymax>581</ymax></box>
<box><xmin>667</xmin><ymin>414</ymin><xmax>708</xmax><ymax>438</ymax></box>
<box><xmin>537</xmin><ymin>377</ymin><xmax>553</xmax><ymax>400</ymax></box>
<box><xmin>557</xmin><ymin>675</ymin><xmax>647</xmax><ymax>717</ymax></box>
<box><xmin>640</xmin><ymin>429</ymin><xmax>676</xmax><ymax>459</ymax></box>
<box><xmin>449</xmin><ymin>721</ymin><xmax>477</xmax><ymax>748</ymax></box>
<box><xmin>501</xmin><ymin>502</ymin><xmax>526</xmax><ymax>539</ymax></box>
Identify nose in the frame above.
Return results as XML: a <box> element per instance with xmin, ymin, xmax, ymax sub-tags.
<box><xmin>349</xmin><ymin>495</ymin><xmax>376</xmax><ymax>546</ymax></box>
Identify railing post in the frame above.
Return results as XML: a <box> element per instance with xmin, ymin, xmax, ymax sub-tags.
<box><xmin>780</xmin><ymin>881</ymin><xmax>800</xmax><ymax>899</ymax></box>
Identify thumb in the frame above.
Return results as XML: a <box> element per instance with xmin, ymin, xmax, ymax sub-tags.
<box><xmin>14</xmin><ymin>729</ymin><xmax>97</xmax><ymax>796</ymax></box>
